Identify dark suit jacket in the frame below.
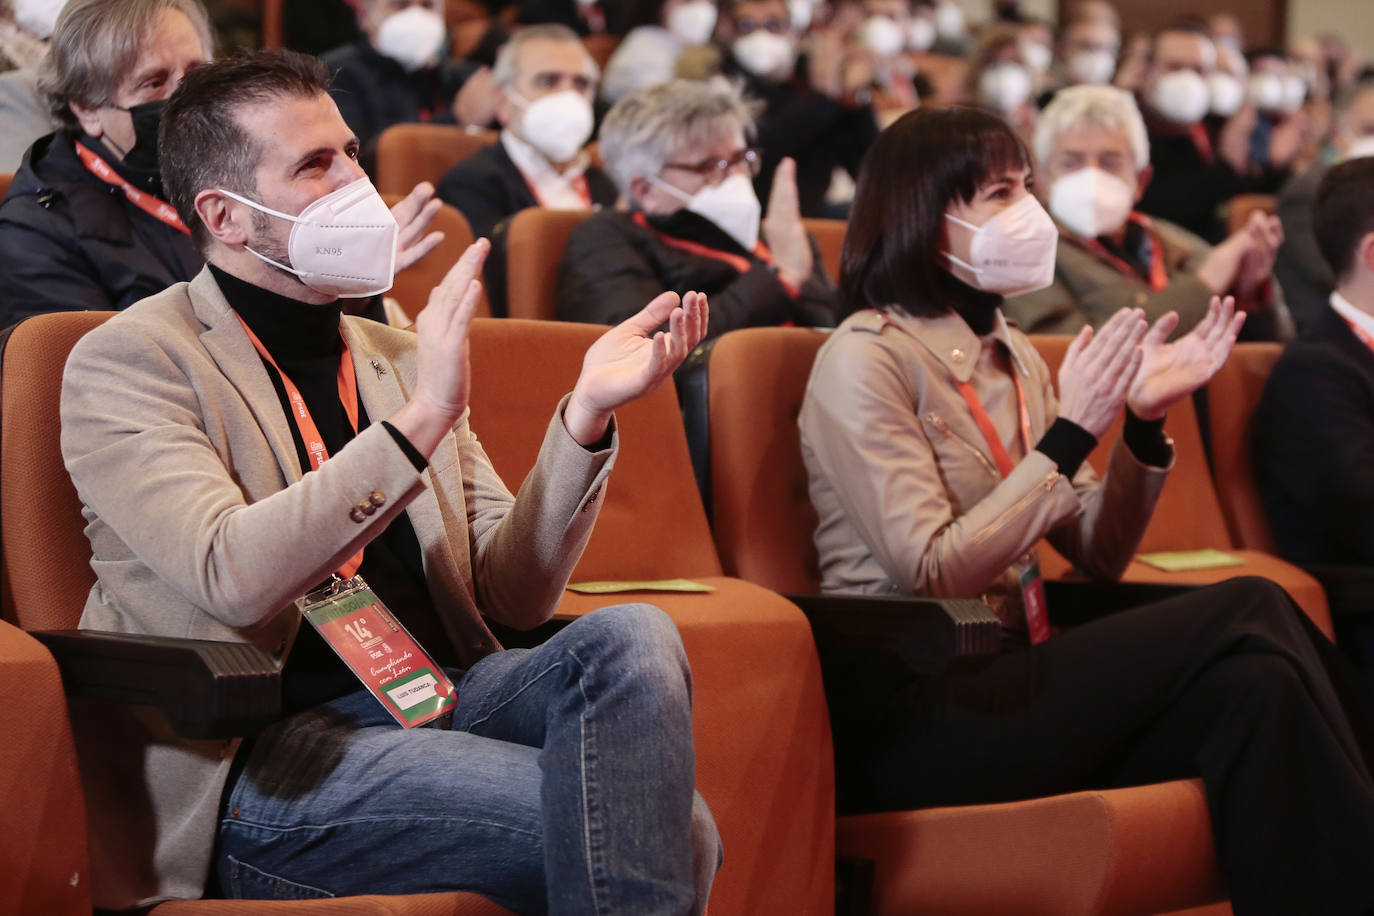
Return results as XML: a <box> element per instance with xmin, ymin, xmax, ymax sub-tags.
<box><xmin>1253</xmin><ymin>300</ymin><xmax>1374</xmax><ymax>565</ymax></box>
<box><xmin>435</xmin><ymin>139</ymin><xmax>619</xmax><ymax>241</ymax></box>
<box><xmin>1274</xmin><ymin>161</ymin><xmax>1333</xmax><ymax>337</ymax></box>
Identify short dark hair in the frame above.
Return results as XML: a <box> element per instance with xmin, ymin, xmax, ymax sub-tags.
<box><xmin>159</xmin><ymin>50</ymin><xmax>333</xmax><ymax>251</ymax></box>
<box><xmin>839</xmin><ymin>106</ymin><xmax>1031</xmax><ymax>318</ymax></box>
<box><xmin>1313</xmin><ymin>156</ymin><xmax>1374</xmax><ymax>283</ymax></box>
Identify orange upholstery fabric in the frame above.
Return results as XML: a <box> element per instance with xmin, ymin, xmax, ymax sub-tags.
<box><xmin>0</xmin><ymin>171</ymin><xmax>13</xmax><ymax>201</ymax></box>
<box><xmin>375</xmin><ymin>124</ymin><xmax>498</xmax><ymax>197</ymax></box>
<box><xmin>837</xmin><ymin>779</ymin><xmax>1223</xmax><ymax>916</ymax></box>
<box><xmin>502</xmin><ymin>209</ymin><xmax>591</xmax><ymax>321</ymax></box>
<box><xmin>1226</xmin><ymin>193</ymin><xmax>1278</xmax><ymax>236</ymax></box>
<box><xmin>801</xmin><ymin>217</ymin><xmax>846</xmax><ymax>285</ymax></box>
<box><xmin>1027</xmin><ymin>334</ymin><xmax>1331</xmax><ymax>636</ymax></box>
<box><xmin>1207</xmin><ymin>343</ymin><xmax>1283</xmax><ymax>552</ymax></box>
<box><xmin>0</xmin><ymin>620</ymin><xmax>90</xmax><ymax>916</ymax></box>
<box><xmin>380</xmin><ymin>193</ymin><xmax>487</xmax><ymax>322</ymax></box>
<box><xmin>155</xmin><ymin>893</ymin><xmax>514</xmax><ymax>915</ymax></box>
<box><xmin>260</xmin><ymin>0</ymin><xmax>283</xmax><ymax>49</ymax></box>
<box><xmin>582</xmin><ymin>33</ymin><xmax>621</xmax><ymax>70</ymax></box>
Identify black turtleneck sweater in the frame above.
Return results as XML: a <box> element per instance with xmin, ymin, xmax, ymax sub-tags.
<box><xmin>941</xmin><ymin>272</ymin><xmax>1170</xmax><ymax>475</ymax></box>
<box><xmin>210</xmin><ymin>265</ymin><xmax>457</xmax><ymax>714</ymax></box>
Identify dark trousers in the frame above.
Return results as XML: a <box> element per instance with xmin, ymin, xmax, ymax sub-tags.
<box><xmin>833</xmin><ymin>578</ymin><xmax>1374</xmax><ymax>916</ymax></box>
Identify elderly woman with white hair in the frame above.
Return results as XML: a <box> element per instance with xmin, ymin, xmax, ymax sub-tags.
<box><xmin>556</xmin><ymin>78</ymin><xmax>837</xmax><ymax>335</ymax></box>
<box><xmin>1004</xmin><ymin>84</ymin><xmax>1294</xmax><ymax>339</ymax></box>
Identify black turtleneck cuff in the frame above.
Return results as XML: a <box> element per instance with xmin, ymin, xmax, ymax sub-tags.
<box><xmin>1123</xmin><ymin>409</ymin><xmax>1170</xmax><ymax>468</ymax></box>
<box><xmin>1035</xmin><ymin>418</ymin><xmax>1097</xmax><ymax>479</ymax></box>
<box><xmin>381</xmin><ymin>421</ymin><xmax>428</xmax><ymax>471</ymax></box>
<box><xmin>939</xmin><ymin>270</ymin><xmax>1003</xmax><ymax>335</ymax></box>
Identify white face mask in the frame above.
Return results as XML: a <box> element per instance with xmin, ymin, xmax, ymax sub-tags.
<box><xmin>666</xmin><ymin>0</ymin><xmax>718</xmax><ymax>46</ymax></box>
<box><xmin>1069</xmin><ymin>49</ymin><xmax>1117</xmax><ymax>86</ymax></box>
<box><xmin>509</xmin><ymin>88</ymin><xmax>595</xmax><ymax>164</ymax></box>
<box><xmin>934</xmin><ymin>1</ymin><xmax>964</xmax><ymax>39</ymax></box>
<box><xmin>652</xmin><ymin>172</ymin><xmax>762</xmax><ymax>251</ymax></box>
<box><xmin>374</xmin><ymin>6</ymin><xmax>448</xmax><ymax>72</ymax></box>
<box><xmin>12</xmin><ymin>0</ymin><xmax>65</xmax><ymax>39</ymax></box>
<box><xmin>1151</xmin><ymin>69</ymin><xmax>1210</xmax><ymax>125</ymax></box>
<box><xmin>1342</xmin><ymin>135</ymin><xmax>1374</xmax><ymax>161</ymax></box>
<box><xmin>943</xmin><ymin>194</ymin><xmax>1059</xmax><ymax>296</ymax></box>
<box><xmin>1280</xmin><ymin>73</ymin><xmax>1307</xmax><ymax>114</ymax></box>
<box><xmin>1048</xmin><ymin>167</ymin><xmax>1135</xmax><ymax>239</ymax></box>
<box><xmin>907</xmin><ymin>17</ymin><xmax>936</xmax><ymax>52</ymax></box>
<box><xmin>1019</xmin><ymin>39</ymin><xmax>1052</xmax><ymax>74</ymax></box>
<box><xmin>732</xmin><ymin>30</ymin><xmax>796</xmax><ymax>79</ymax></box>
<box><xmin>861</xmin><ymin>15</ymin><xmax>906</xmax><ymax>58</ymax></box>
<box><xmin>1248</xmin><ymin>73</ymin><xmax>1285</xmax><ymax>112</ymax></box>
<box><xmin>978</xmin><ymin>63</ymin><xmax>1032</xmax><ymax>115</ymax></box>
<box><xmin>220</xmin><ymin>178</ymin><xmax>399</xmax><ymax>298</ymax></box>
<box><xmin>1208</xmin><ymin>72</ymin><xmax>1245</xmax><ymax>116</ymax></box>
<box><xmin>786</xmin><ymin>0</ymin><xmax>813</xmax><ymax>32</ymax></box>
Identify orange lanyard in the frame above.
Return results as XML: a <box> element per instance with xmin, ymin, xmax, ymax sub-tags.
<box><xmin>74</xmin><ymin>140</ymin><xmax>190</xmax><ymax>236</ymax></box>
<box><xmin>631</xmin><ymin>211</ymin><xmax>775</xmax><ymax>273</ymax></box>
<box><xmin>523</xmin><ymin>172</ymin><xmax>592</xmax><ymax>209</ymax></box>
<box><xmin>1343</xmin><ymin>316</ymin><xmax>1374</xmax><ymax>355</ymax></box>
<box><xmin>1070</xmin><ymin>212</ymin><xmax>1170</xmax><ymax>292</ymax></box>
<box><xmin>952</xmin><ymin>358</ymin><xmax>1032</xmax><ymax>479</ymax></box>
<box><xmin>238</xmin><ymin>317</ymin><xmax>364</xmax><ymax>579</ymax></box>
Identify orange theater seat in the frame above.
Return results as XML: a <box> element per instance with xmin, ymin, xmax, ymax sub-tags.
<box><xmin>1027</xmin><ymin>334</ymin><xmax>1330</xmax><ymax>636</ymax></box>
<box><xmin>0</xmin><ymin>171</ymin><xmax>13</xmax><ymax>201</ymax></box>
<box><xmin>502</xmin><ymin>208</ymin><xmax>592</xmax><ymax>321</ymax></box>
<box><xmin>802</xmin><ymin>217</ymin><xmax>845</xmax><ymax>284</ymax></box>
<box><xmin>380</xmin><ymin>192</ymin><xmax>486</xmax><ymax>323</ymax></box>
<box><xmin>699</xmin><ymin>326</ymin><xmax>1228</xmax><ymax>916</ymax></box>
<box><xmin>1207</xmin><ymin>342</ymin><xmax>1283</xmax><ymax>552</ymax></box>
<box><xmin>375</xmin><ymin>123</ymin><xmax>498</xmax><ymax>198</ymax></box>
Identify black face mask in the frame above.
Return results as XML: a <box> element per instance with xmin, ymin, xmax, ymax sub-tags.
<box><xmin>116</xmin><ymin>98</ymin><xmax>167</xmax><ymax>171</ymax></box>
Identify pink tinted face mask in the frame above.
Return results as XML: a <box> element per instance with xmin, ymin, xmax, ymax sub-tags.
<box><xmin>943</xmin><ymin>194</ymin><xmax>1059</xmax><ymax>296</ymax></box>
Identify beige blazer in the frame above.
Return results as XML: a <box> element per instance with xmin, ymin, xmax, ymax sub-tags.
<box><xmin>799</xmin><ymin>306</ymin><xmax>1170</xmax><ymax>633</ymax></box>
<box><xmin>59</xmin><ymin>267</ymin><xmax>616</xmax><ymax>908</ymax></box>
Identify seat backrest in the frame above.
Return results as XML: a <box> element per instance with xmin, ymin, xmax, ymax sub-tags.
<box><xmin>261</xmin><ymin>0</ymin><xmax>283</xmax><ymax>48</ymax></box>
<box><xmin>381</xmin><ymin>193</ymin><xmax>487</xmax><ymax>323</ymax></box>
<box><xmin>504</xmin><ymin>208</ymin><xmax>593</xmax><ymax>321</ymax></box>
<box><xmin>0</xmin><ymin>312</ymin><xmax>114</xmax><ymax>631</ymax></box>
<box><xmin>1226</xmin><ymin>193</ymin><xmax>1278</xmax><ymax>236</ymax></box>
<box><xmin>0</xmin><ymin>171</ymin><xmax>13</xmax><ymax>201</ymax></box>
<box><xmin>1027</xmin><ymin>334</ymin><xmax>1235</xmax><ymax>568</ymax></box>
<box><xmin>1207</xmin><ymin>342</ymin><xmax>1283</xmax><ymax>552</ymax></box>
<box><xmin>375</xmin><ymin>123</ymin><xmax>498</xmax><ymax>197</ymax></box>
<box><xmin>706</xmin><ymin>328</ymin><xmax>828</xmax><ymax>593</ymax></box>
<box><xmin>802</xmin><ymin>217</ymin><xmax>846</xmax><ymax>284</ymax></box>
<box><xmin>467</xmin><ymin>318</ymin><xmax>723</xmax><ymax>579</ymax></box>
<box><xmin>582</xmin><ymin>33</ymin><xmax>621</xmax><ymax>70</ymax></box>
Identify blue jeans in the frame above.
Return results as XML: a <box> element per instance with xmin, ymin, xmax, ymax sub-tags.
<box><xmin>215</xmin><ymin>604</ymin><xmax>721</xmax><ymax>915</ymax></box>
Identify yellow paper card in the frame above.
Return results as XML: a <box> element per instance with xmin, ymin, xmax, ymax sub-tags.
<box><xmin>1136</xmin><ymin>549</ymin><xmax>1244</xmax><ymax>572</ymax></box>
<box><xmin>566</xmin><ymin>578</ymin><xmax>716</xmax><ymax>594</ymax></box>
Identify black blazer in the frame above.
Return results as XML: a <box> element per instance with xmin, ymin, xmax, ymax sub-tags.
<box><xmin>1253</xmin><ymin>301</ymin><xmax>1374</xmax><ymax>565</ymax></box>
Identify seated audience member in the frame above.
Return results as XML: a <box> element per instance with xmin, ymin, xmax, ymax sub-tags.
<box><xmin>62</xmin><ymin>49</ymin><xmax>720</xmax><ymax>910</ymax></box>
<box><xmin>716</xmin><ymin>0</ymin><xmax>879</xmax><ymax>217</ymax></box>
<box><xmin>963</xmin><ymin>25</ymin><xmax>1038</xmax><ymax>135</ymax></box>
<box><xmin>0</xmin><ymin>0</ymin><xmax>444</xmax><ymax>327</ymax></box>
<box><xmin>1239</xmin><ymin>47</ymin><xmax>1311</xmax><ymax>184</ymax></box>
<box><xmin>436</xmin><ymin>24</ymin><xmax>617</xmax><ymax>240</ymax></box>
<box><xmin>601</xmin><ymin>0</ymin><xmax>720</xmax><ymax>103</ymax></box>
<box><xmin>321</xmin><ymin>0</ymin><xmax>479</xmax><ymax>168</ymax></box>
<box><xmin>799</xmin><ymin>105</ymin><xmax>1374</xmax><ymax>915</ymax></box>
<box><xmin>558</xmin><ymin>79</ymin><xmax>836</xmax><ymax>335</ymax></box>
<box><xmin>1274</xmin><ymin>75</ymin><xmax>1374</xmax><ymax>334</ymax></box>
<box><xmin>1047</xmin><ymin>14</ymin><xmax>1120</xmax><ymax>95</ymax></box>
<box><xmin>1255</xmin><ymin>157</ymin><xmax>1374</xmax><ymax>566</ymax></box>
<box><xmin>1006</xmin><ymin>86</ymin><xmax>1293</xmax><ymax>340</ymax></box>
<box><xmin>0</xmin><ymin>0</ymin><xmax>65</xmax><ymax>171</ymax></box>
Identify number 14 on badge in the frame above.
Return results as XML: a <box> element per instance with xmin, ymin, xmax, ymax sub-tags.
<box><xmin>302</xmin><ymin>576</ymin><xmax>458</xmax><ymax>727</ymax></box>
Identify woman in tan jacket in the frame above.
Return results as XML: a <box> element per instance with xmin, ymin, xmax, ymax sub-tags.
<box><xmin>799</xmin><ymin>105</ymin><xmax>1374</xmax><ymax>916</ymax></box>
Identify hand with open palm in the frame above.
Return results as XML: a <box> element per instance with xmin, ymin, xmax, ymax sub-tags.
<box><xmin>1127</xmin><ymin>296</ymin><xmax>1246</xmax><ymax>421</ymax></box>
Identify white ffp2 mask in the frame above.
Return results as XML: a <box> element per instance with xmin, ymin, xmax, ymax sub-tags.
<box><xmin>219</xmin><ymin>178</ymin><xmax>399</xmax><ymax>298</ymax></box>
<box><xmin>1048</xmin><ymin>167</ymin><xmax>1136</xmax><ymax>239</ymax></box>
<box><xmin>375</xmin><ymin>7</ymin><xmax>448</xmax><ymax>72</ymax></box>
<box><xmin>653</xmin><ymin>172</ymin><xmax>762</xmax><ymax>252</ymax></box>
<box><xmin>667</xmin><ymin>0</ymin><xmax>718</xmax><ymax>45</ymax></box>
<box><xmin>510</xmin><ymin>89</ymin><xmax>595</xmax><ymax>164</ymax></box>
<box><xmin>943</xmin><ymin>194</ymin><xmax>1059</xmax><ymax>296</ymax></box>
<box><xmin>1208</xmin><ymin>72</ymin><xmax>1245</xmax><ymax>116</ymax></box>
<box><xmin>732</xmin><ymin>31</ymin><xmax>796</xmax><ymax>79</ymax></box>
<box><xmin>1151</xmin><ymin>70</ymin><xmax>1210</xmax><ymax>125</ymax></box>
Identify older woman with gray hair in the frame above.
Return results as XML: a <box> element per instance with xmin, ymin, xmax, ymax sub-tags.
<box><xmin>556</xmin><ymin>77</ymin><xmax>837</xmax><ymax>335</ymax></box>
<box><xmin>1003</xmin><ymin>84</ymin><xmax>1293</xmax><ymax>339</ymax></box>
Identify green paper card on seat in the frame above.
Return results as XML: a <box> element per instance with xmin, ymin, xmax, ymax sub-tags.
<box><xmin>566</xmin><ymin>578</ymin><xmax>716</xmax><ymax>594</ymax></box>
<box><xmin>1136</xmin><ymin>549</ymin><xmax>1244</xmax><ymax>572</ymax></box>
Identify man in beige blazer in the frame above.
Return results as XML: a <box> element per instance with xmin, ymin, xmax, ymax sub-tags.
<box><xmin>58</xmin><ymin>50</ymin><xmax>717</xmax><ymax>913</ymax></box>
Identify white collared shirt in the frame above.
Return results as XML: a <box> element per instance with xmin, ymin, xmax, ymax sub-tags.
<box><xmin>1328</xmin><ymin>290</ymin><xmax>1374</xmax><ymax>343</ymax></box>
<box><xmin>500</xmin><ymin>129</ymin><xmax>592</xmax><ymax>211</ymax></box>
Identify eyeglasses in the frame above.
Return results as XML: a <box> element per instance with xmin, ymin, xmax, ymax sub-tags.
<box><xmin>661</xmin><ymin>148</ymin><xmax>763</xmax><ymax>184</ymax></box>
<box><xmin>734</xmin><ymin>16</ymin><xmax>790</xmax><ymax>35</ymax></box>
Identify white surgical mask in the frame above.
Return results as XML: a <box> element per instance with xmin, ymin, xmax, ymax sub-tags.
<box><xmin>907</xmin><ymin>17</ymin><xmax>936</xmax><ymax>52</ymax></box>
<box><xmin>1248</xmin><ymin>73</ymin><xmax>1285</xmax><ymax>112</ymax></box>
<box><xmin>1151</xmin><ymin>69</ymin><xmax>1210</xmax><ymax>125</ymax></box>
<box><xmin>374</xmin><ymin>6</ymin><xmax>448</xmax><ymax>72</ymax></box>
<box><xmin>1208</xmin><ymin>72</ymin><xmax>1245</xmax><ymax>116</ymax></box>
<box><xmin>509</xmin><ymin>89</ymin><xmax>595</xmax><ymax>164</ymax></box>
<box><xmin>978</xmin><ymin>63</ymin><xmax>1032</xmax><ymax>115</ymax></box>
<box><xmin>943</xmin><ymin>194</ymin><xmax>1058</xmax><ymax>296</ymax></box>
<box><xmin>1069</xmin><ymin>49</ymin><xmax>1117</xmax><ymax>86</ymax></box>
<box><xmin>1342</xmin><ymin>135</ymin><xmax>1374</xmax><ymax>161</ymax></box>
<box><xmin>667</xmin><ymin>0</ymin><xmax>718</xmax><ymax>46</ymax></box>
<box><xmin>732</xmin><ymin>30</ymin><xmax>796</xmax><ymax>79</ymax></box>
<box><xmin>1048</xmin><ymin>167</ymin><xmax>1135</xmax><ymax>239</ymax></box>
<box><xmin>1280</xmin><ymin>73</ymin><xmax>1306</xmax><ymax>114</ymax></box>
<box><xmin>934</xmin><ymin>1</ymin><xmax>964</xmax><ymax>39</ymax></box>
<box><xmin>12</xmin><ymin>0</ymin><xmax>65</xmax><ymax>39</ymax></box>
<box><xmin>1019</xmin><ymin>39</ymin><xmax>1052</xmax><ymax>74</ymax></box>
<box><xmin>652</xmin><ymin>172</ymin><xmax>762</xmax><ymax>251</ymax></box>
<box><xmin>860</xmin><ymin>15</ymin><xmax>906</xmax><ymax>58</ymax></box>
<box><xmin>786</xmin><ymin>0</ymin><xmax>814</xmax><ymax>32</ymax></box>
<box><xmin>219</xmin><ymin>178</ymin><xmax>399</xmax><ymax>298</ymax></box>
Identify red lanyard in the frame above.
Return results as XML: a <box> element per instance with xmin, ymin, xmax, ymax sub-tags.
<box><xmin>238</xmin><ymin>317</ymin><xmax>364</xmax><ymax>579</ymax></box>
<box><xmin>632</xmin><ymin>211</ymin><xmax>775</xmax><ymax>273</ymax></box>
<box><xmin>73</xmin><ymin>140</ymin><xmax>190</xmax><ymax>236</ymax></box>
<box><xmin>1344</xmin><ymin>316</ymin><xmax>1374</xmax><ymax>355</ymax></box>
<box><xmin>1070</xmin><ymin>212</ymin><xmax>1170</xmax><ymax>292</ymax></box>
<box><xmin>952</xmin><ymin>354</ymin><xmax>1032</xmax><ymax>479</ymax></box>
<box><xmin>1189</xmin><ymin>122</ymin><xmax>1215</xmax><ymax>166</ymax></box>
<box><xmin>522</xmin><ymin>172</ymin><xmax>592</xmax><ymax>209</ymax></box>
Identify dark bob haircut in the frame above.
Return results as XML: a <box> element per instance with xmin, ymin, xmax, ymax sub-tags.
<box><xmin>839</xmin><ymin>105</ymin><xmax>1031</xmax><ymax>318</ymax></box>
<box><xmin>1313</xmin><ymin>155</ymin><xmax>1374</xmax><ymax>284</ymax></box>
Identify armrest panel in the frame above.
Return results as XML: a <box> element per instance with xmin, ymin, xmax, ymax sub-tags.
<box><xmin>31</xmin><ymin>629</ymin><xmax>280</xmax><ymax>739</ymax></box>
<box><xmin>786</xmin><ymin>593</ymin><xmax>1002</xmax><ymax>670</ymax></box>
